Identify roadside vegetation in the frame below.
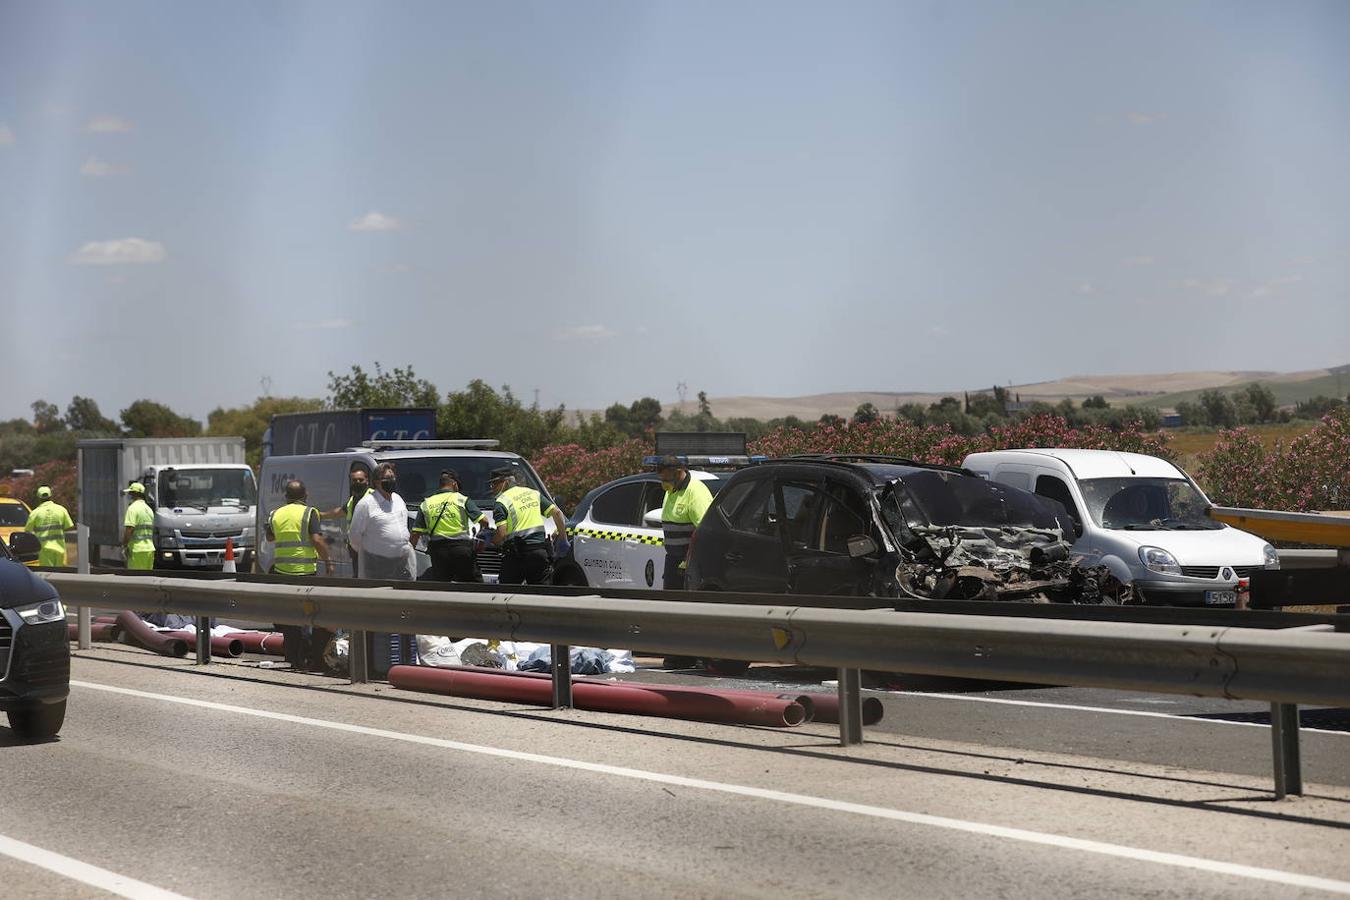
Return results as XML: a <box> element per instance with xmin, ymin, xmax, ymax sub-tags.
<box><xmin>1</xmin><ymin>365</ymin><xmax>1346</xmax><ymax>518</ymax></box>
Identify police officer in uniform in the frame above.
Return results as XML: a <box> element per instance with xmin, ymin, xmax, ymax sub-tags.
<box><xmin>654</xmin><ymin>455</ymin><xmax>713</xmax><ymax>590</ymax></box>
<box><xmin>265</xmin><ymin>479</ymin><xmax>335</xmax><ymax>670</ymax></box>
<box><xmin>25</xmin><ymin>485</ymin><xmax>74</xmax><ymax>567</ymax></box>
<box><xmin>486</xmin><ymin>466</ymin><xmax>569</xmax><ymax>585</ymax></box>
<box><xmin>411</xmin><ymin>469</ymin><xmax>487</xmax><ymax>582</ymax></box>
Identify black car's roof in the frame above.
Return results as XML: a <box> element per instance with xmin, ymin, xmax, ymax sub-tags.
<box><xmin>755</xmin><ymin>455</ymin><xmax>974</xmax><ymax>486</ymax></box>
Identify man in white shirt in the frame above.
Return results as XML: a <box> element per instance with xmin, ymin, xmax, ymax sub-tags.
<box><xmin>348</xmin><ymin>462</ymin><xmax>413</xmax><ymax>580</ymax></box>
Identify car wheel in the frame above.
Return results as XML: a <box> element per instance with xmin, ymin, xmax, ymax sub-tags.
<box><xmin>7</xmin><ymin>700</ymin><xmax>66</xmax><ymax>740</ymax></box>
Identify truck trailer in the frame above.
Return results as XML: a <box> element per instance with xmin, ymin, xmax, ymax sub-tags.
<box><xmin>77</xmin><ymin>437</ymin><xmax>258</xmax><ymax>570</ymax></box>
<box><xmin>263</xmin><ymin>408</ymin><xmax>437</xmax><ymax>459</ymax></box>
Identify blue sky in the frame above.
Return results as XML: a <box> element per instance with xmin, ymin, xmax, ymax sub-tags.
<box><xmin>2</xmin><ymin>0</ymin><xmax>1347</xmax><ymax>423</ymax></box>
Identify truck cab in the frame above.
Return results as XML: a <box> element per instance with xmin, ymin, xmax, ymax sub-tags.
<box><xmin>78</xmin><ymin>438</ymin><xmax>258</xmax><ymax>570</ymax></box>
<box><xmin>961</xmin><ymin>448</ymin><xmax>1279</xmax><ymax>606</ymax></box>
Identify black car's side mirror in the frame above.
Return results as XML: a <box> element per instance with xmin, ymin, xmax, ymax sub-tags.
<box><xmin>9</xmin><ymin>531</ymin><xmax>41</xmax><ymax>563</ymax></box>
<box><xmin>846</xmin><ymin>534</ymin><xmax>878</xmax><ymax>558</ymax></box>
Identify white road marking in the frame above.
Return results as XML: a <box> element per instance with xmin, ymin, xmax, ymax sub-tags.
<box><xmin>0</xmin><ymin>833</ymin><xmax>191</xmax><ymax>900</ymax></box>
<box><xmin>73</xmin><ymin>679</ymin><xmax>1350</xmax><ymax>896</ymax></box>
<box><xmin>890</xmin><ymin>690</ymin><xmax>1349</xmax><ymax>735</ymax></box>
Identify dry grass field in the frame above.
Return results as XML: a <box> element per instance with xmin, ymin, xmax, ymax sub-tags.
<box><xmin>1167</xmin><ymin>421</ymin><xmax>1318</xmax><ymax>468</ymax></box>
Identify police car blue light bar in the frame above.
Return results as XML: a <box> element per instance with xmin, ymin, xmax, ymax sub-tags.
<box><xmin>642</xmin><ymin>454</ymin><xmax>766</xmax><ymax>468</ymax></box>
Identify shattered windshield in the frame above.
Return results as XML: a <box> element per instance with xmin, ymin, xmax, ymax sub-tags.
<box><xmin>881</xmin><ymin>470</ymin><xmax>1067</xmax><ymax>534</ymax></box>
<box><xmin>1079</xmin><ymin>478</ymin><xmax>1219</xmax><ymax>531</ymax></box>
<box><xmin>158</xmin><ymin>469</ymin><xmax>257</xmax><ymax>510</ymax></box>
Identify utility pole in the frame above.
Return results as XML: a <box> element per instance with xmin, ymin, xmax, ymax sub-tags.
<box><xmin>677</xmin><ymin>381</ymin><xmax>688</xmax><ymax>410</ymax></box>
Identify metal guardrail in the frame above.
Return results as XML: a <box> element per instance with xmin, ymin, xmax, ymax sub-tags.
<box><xmin>42</xmin><ymin>570</ymin><xmax>1350</xmax><ymax>798</ymax></box>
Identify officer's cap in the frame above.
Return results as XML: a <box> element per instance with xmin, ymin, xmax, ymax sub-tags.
<box><xmin>488</xmin><ymin>466</ymin><xmax>515</xmax><ymax>481</ymax></box>
<box><xmin>123</xmin><ymin>482</ymin><xmax>145</xmax><ymax>495</ymax></box>
<box><xmin>651</xmin><ymin>454</ymin><xmax>683</xmax><ymax>471</ymax></box>
<box><xmin>36</xmin><ymin>486</ymin><xmax>51</xmax><ymax>499</ymax></box>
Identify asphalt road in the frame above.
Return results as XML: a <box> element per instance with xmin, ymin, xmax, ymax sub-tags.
<box><xmin>3</xmin><ymin>644</ymin><xmax>1350</xmax><ymax>899</ymax></box>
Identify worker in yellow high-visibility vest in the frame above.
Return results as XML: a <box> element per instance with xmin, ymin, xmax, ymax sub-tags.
<box><xmin>265</xmin><ymin>479</ymin><xmax>335</xmax><ymax>670</ymax></box>
<box><xmin>25</xmin><ymin>485</ymin><xmax>74</xmax><ymax>567</ymax></box>
<box><xmin>121</xmin><ymin>482</ymin><xmax>156</xmax><ymax>570</ymax></box>
<box><xmin>487</xmin><ymin>466</ymin><xmax>568</xmax><ymax>585</ymax></box>
<box><xmin>411</xmin><ymin>469</ymin><xmax>488</xmax><ymax>582</ymax></box>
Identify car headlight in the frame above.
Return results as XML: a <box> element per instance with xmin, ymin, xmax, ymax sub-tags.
<box><xmin>1263</xmin><ymin>543</ymin><xmax>1280</xmax><ymax>570</ymax></box>
<box><xmin>1138</xmin><ymin>546</ymin><xmax>1182</xmax><ymax>576</ymax></box>
<box><xmin>15</xmin><ymin>598</ymin><xmax>66</xmax><ymax>625</ymax></box>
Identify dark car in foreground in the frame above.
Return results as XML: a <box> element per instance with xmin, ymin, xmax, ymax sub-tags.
<box><xmin>1</xmin><ymin>531</ymin><xmax>70</xmax><ymax>739</ymax></box>
<box><xmin>686</xmin><ymin>455</ymin><xmax>1116</xmax><ymax>603</ymax></box>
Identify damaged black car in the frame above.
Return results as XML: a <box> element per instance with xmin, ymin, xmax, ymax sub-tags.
<box><xmin>686</xmin><ymin>455</ymin><xmax>1127</xmax><ymax>604</ymax></box>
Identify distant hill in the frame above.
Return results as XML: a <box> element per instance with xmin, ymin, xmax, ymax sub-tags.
<box><xmin>656</xmin><ymin>366</ymin><xmax>1347</xmax><ymax>421</ymax></box>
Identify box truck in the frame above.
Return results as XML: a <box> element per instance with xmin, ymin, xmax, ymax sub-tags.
<box><xmin>263</xmin><ymin>408</ymin><xmax>437</xmax><ymax>459</ymax></box>
<box><xmin>77</xmin><ymin>437</ymin><xmax>258</xmax><ymax>570</ymax></box>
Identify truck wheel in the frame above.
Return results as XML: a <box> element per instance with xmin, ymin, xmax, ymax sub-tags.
<box><xmin>7</xmin><ymin>700</ymin><xmax>66</xmax><ymax>740</ymax></box>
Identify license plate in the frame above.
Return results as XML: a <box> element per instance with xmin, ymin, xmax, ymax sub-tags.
<box><xmin>1205</xmin><ymin>590</ymin><xmax>1237</xmax><ymax>606</ymax></box>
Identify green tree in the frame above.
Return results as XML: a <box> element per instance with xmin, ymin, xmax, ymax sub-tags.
<box><xmin>896</xmin><ymin>403</ymin><xmax>928</xmax><ymax>426</ymax></box>
<box><xmin>439</xmin><ymin>380</ymin><xmax>568</xmax><ymax>457</ymax></box>
<box><xmin>1294</xmin><ymin>395</ymin><xmax>1345</xmax><ymax>419</ymax></box>
<box><xmin>326</xmin><ymin>363</ymin><xmax>439</xmax><ymax>409</ymax></box>
<box><xmin>1175</xmin><ymin>400</ymin><xmax>1207</xmax><ymax>427</ymax></box>
<box><xmin>852</xmin><ymin>402</ymin><xmax>880</xmax><ymax>425</ymax></box>
<box><xmin>207</xmin><ymin>396</ymin><xmax>324</xmax><ymax>468</ymax></box>
<box><xmin>1198</xmin><ymin>389</ymin><xmax>1237</xmax><ymax>428</ymax></box>
<box><xmin>31</xmin><ymin>400</ymin><xmax>65</xmax><ymax>433</ymax></box>
<box><xmin>1082</xmin><ymin>395</ymin><xmax>1110</xmax><ymax>410</ymax></box>
<box><xmin>1241</xmin><ymin>382</ymin><xmax>1277</xmax><ymax>423</ymax></box>
<box><xmin>65</xmin><ymin>396</ymin><xmax>119</xmax><ymax>434</ymax></box>
<box><xmin>603</xmin><ymin>397</ymin><xmax>665</xmax><ymax>438</ymax></box>
<box><xmin>120</xmin><ymin>400</ymin><xmax>202</xmax><ymax>437</ymax></box>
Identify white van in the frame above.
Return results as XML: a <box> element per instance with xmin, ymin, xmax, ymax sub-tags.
<box><xmin>960</xmin><ymin>449</ymin><xmax>1278</xmax><ymax>606</ymax></box>
<box><xmin>257</xmin><ymin>440</ymin><xmax>558</xmax><ymax>581</ymax></box>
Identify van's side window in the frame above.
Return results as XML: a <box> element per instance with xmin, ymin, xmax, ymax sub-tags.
<box><xmin>1035</xmin><ymin>475</ymin><xmax>1082</xmax><ymax>535</ymax></box>
<box><xmin>998</xmin><ymin>471</ymin><xmax>1030</xmax><ymax>491</ymax></box>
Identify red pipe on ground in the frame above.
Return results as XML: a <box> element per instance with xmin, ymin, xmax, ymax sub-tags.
<box><xmin>805</xmin><ymin>693</ymin><xmax>884</xmax><ymax>726</ymax></box>
<box><xmin>114</xmin><ymin>611</ymin><xmax>189</xmax><ymax>658</ymax></box>
<box><xmin>445</xmin><ymin>666</ymin><xmax>821</xmax><ymax>722</ymax></box>
<box><xmin>67</xmin><ymin>623</ymin><xmax>120</xmax><ymax>642</ymax></box>
<box><xmin>388</xmin><ymin>666</ymin><xmax>806</xmax><ymax>727</ymax></box>
<box><xmin>164</xmin><ymin>631</ymin><xmax>246</xmax><ymax>658</ymax></box>
<box><xmin>228</xmin><ymin>631</ymin><xmax>288</xmax><ymax>656</ymax></box>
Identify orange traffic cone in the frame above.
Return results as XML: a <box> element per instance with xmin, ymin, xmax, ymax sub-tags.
<box><xmin>222</xmin><ymin>537</ymin><xmax>237</xmax><ymax>574</ymax></box>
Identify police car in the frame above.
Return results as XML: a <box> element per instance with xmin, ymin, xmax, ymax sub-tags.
<box><xmin>552</xmin><ymin>434</ymin><xmax>760</xmax><ymax>590</ymax></box>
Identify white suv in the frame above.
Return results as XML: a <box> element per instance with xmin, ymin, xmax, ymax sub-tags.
<box><xmin>961</xmin><ymin>448</ymin><xmax>1279</xmax><ymax>606</ymax></box>
<box><xmin>554</xmin><ymin>470</ymin><xmax>729</xmax><ymax>589</ymax></box>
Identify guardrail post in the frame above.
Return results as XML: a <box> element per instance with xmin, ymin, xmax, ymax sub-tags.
<box><xmin>76</xmin><ymin>525</ymin><xmax>92</xmax><ymax>650</ymax></box>
<box><xmin>551</xmin><ymin>643</ymin><xmax>572</xmax><ymax>709</ymax></box>
<box><xmin>195</xmin><ymin>616</ymin><xmax>212</xmax><ymax>665</ymax></box>
<box><xmin>349</xmin><ymin>630</ymin><xmax>369</xmax><ymax>684</ymax></box>
<box><xmin>838</xmin><ymin>668</ymin><xmax>864</xmax><ymax>746</ymax></box>
<box><xmin>1271</xmin><ymin>703</ymin><xmax>1302</xmax><ymax>798</ymax></box>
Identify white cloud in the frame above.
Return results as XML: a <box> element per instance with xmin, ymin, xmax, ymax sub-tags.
<box><xmin>297</xmin><ymin>318</ymin><xmax>354</xmax><ymax>331</ymax></box>
<box><xmin>1126</xmin><ymin>112</ymin><xmax>1159</xmax><ymax>126</ymax></box>
<box><xmin>554</xmin><ymin>324</ymin><xmax>617</xmax><ymax>342</ymax></box>
<box><xmin>1077</xmin><ymin>282</ymin><xmax>1097</xmax><ymax>295</ymax></box>
<box><xmin>349</xmin><ymin>211</ymin><xmax>401</xmax><ymax>232</ymax></box>
<box><xmin>1181</xmin><ymin>276</ymin><xmax>1234</xmax><ymax>298</ymax></box>
<box><xmin>85</xmin><ymin>114</ymin><xmax>133</xmax><ymax>133</ymax></box>
<box><xmin>1122</xmin><ymin>255</ymin><xmax>1155</xmax><ymax>267</ymax></box>
<box><xmin>0</xmin><ymin>124</ymin><xmax>14</xmax><ymax>146</ymax></box>
<box><xmin>80</xmin><ymin>156</ymin><xmax>131</xmax><ymax>177</ymax></box>
<box><xmin>67</xmin><ymin>238</ymin><xmax>166</xmax><ymax>265</ymax></box>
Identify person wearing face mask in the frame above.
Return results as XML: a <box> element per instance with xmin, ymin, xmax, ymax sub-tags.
<box><xmin>654</xmin><ymin>455</ymin><xmax>712</xmax><ymax>591</ymax></box>
<box><xmin>344</xmin><ymin>465</ymin><xmax>371</xmax><ymax>577</ymax></box>
<box><xmin>348</xmin><ymin>462</ymin><xmax>413</xmax><ymax>580</ymax></box>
